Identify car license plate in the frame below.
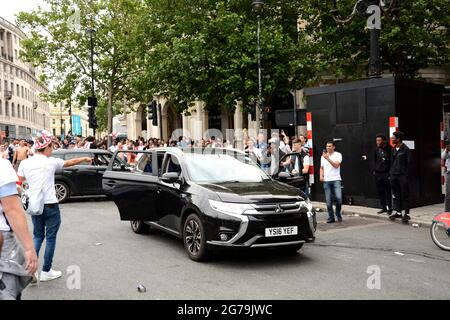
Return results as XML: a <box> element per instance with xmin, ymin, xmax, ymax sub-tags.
<box><xmin>265</xmin><ymin>226</ymin><xmax>298</xmax><ymax>237</ymax></box>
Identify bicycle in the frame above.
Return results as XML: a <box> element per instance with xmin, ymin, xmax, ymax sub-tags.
<box><xmin>430</xmin><ymin>213</ymin><xmax>450</xmax><ymax>251</ymax></box>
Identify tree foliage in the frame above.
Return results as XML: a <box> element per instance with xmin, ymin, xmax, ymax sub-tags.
<box><xmin>299</xmin><ymin>0</ymin><xmax>450</xmax><ymax>78</ymax></box>
<box><xmin>16</xmin><ymin>0</ymin><xmax>450</xmax><ymax>132</ymax></box>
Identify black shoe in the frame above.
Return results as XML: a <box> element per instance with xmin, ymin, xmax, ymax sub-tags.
<box><xmin>387</xmin><ymin>209</ymin><xmax>393</xmax><ymax>215</ymax></box>
<box><xmin>326</xmin><ymin>218</ymin><xmax>336</xmax><ymax>224</ymax></box>
<box><xmin>377</xmin><ymin>209</ymin><xmax>387</xmax><ymax>214</ymax></box>
<box><xmin>402</xmin><ymin>214</ymin><xmax>411</xmax><ymax>223</ymax></box>
<box><xmin>389</xmin><ymin>212</ymin><xmax>402</xmax><ymax>221</ymax></box>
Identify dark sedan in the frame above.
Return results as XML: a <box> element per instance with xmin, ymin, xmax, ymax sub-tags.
<box><xmin>103</xmin><ymin>148</ymin><xmax>316</xmax><ymax>261</ymax></box>
<box><xmin>52</xmin><ymin>149</ymin><xmax>118</xmax><ymax>203</ymax></box>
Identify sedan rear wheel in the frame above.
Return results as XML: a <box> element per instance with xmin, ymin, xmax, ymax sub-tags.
<box><xmin>183</xmin><ymin>214</ymin><xmax>209</xmax><ymax>261</ymax></box>
<box><xmin>54</xmin><ymin>182</ymin><xmax>70</xmax><ymax>203</ymax></box>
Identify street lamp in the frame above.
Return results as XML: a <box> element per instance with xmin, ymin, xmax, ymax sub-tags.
<box><xmin>252</xmin><ymin>0</ymin><xmax>264</xmax><ymax>130</ymax></box>
<box><xmin>87</xmin><ymin>24</ymin><xmax>97</xmax><ymax>136</ymax></box>
<box><xmin>330</xmin><ymin>0</ymin><xmax>399</xmax><ymax>79</ymax></box>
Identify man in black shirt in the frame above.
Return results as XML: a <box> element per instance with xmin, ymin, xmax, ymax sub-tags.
<box><xmin>374</xmin><ymin>134</ymin><xmax>392</xmax><ymax>214</ymax></box>
<box><xmin>389</xmin><ymin>131</ymin><xmax>411</xmax><ymax>223</ymax></box>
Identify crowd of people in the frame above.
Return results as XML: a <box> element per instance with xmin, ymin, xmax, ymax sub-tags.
<box><xmin>1</xmin><ymin>129</ymin><xmax>314</xmax><ymax>174</ymax></box>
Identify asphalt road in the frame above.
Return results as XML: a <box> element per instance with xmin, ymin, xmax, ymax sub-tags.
<box><xmin>22</xmin><ymin>198</ymin><xmax>450</xmax><ymax>300</ymax></box>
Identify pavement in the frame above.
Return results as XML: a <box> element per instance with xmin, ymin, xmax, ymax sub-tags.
<box><xmin>311</xmin><ymin>201</ymin><xmax>444</xmax><ymax>227</ymax></box>
<box><xmin>22</xmin><ymin>198</ymin><xmax>450</xmax><ymax>300</ymax></box>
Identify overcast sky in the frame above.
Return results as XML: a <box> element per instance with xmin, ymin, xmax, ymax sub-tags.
<box><xmin>0</xmin><ymin>0</ymin><xmax>47</xmax><ymax>25</ymax></box>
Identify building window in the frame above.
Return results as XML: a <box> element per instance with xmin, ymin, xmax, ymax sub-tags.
<box><xmin>11</xmin><ymin>82</ymin><xmax>14</xmax><ymax>95</ymax></box>
<box><xmin>21</xmin><ymin>86</ymin><xmax>24</xmax><ymax>98</ymax></box>
<box><xmin>17</xmin><ymin>104</ymin><xmax>20</xmax><ymax>118</ymax></box>
<box><xmin>11</xmin><ymin>103</ymin><xmax>15</xmax><ymax>117</ymax></box>
<box><xmin>16</xmin><ymin>84</ymin><xmax>19</xmax><ymax>96</ymax></box>
<box><xmin>5</xmin><ymin>101</ymin><xmax>9</xmax><ymax>116</ymax></box>
<box><xmin>0</xmin><ymin>99</ymin><xmax>2</xmax><ymax>115</ymax></box>
<box><xmin>52</xmin><ymin>119</ymin><xmax>56</xmax><ymax>125</ymax></box>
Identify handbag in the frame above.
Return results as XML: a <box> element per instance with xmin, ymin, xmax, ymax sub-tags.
<box><xmin>23</xmin><ymin>165</ymin><xmax>48</xmax><ymax>216</ymax></box>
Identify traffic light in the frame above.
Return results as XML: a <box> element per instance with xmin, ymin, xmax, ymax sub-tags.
<box><xmin>88</xmin><ymin>106</ymin><xmax>97</xmax><ymax>129</ymax></box>
<box><xmin>148</xmin><ymin>101</ymin><xmax>158</xmax><ymax>126</ymax></box>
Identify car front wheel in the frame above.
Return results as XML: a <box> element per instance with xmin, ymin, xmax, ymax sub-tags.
<box><xmin>55</xmin><ymin>182</ymin><xmax>70</xmax><ymax>203</ymax></box>
<box><xmin>183</xmin><ymin>214</ymin><xmax>209</xmax><ymax>262</ymax></box>
<box><xmin>130</xmin><ymin>220</ymin><xmax>150</xmax><ymax>234</ymax></box>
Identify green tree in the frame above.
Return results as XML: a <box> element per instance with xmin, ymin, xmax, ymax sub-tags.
<box><xmin>130</xmin><ymin>0</ymin><xmax>317</xmax><ymax>115</ymax></box>
<box><xmin>299</xmin><ymin>0</ymin><xmax>450</xmax><ymax>79</ymax></box>
<box><xmin>17</xmin><ymin>0</ymin><xmax>144</xmax><ymax>143</ymax></box>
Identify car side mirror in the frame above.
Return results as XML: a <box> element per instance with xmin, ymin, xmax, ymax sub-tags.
<box><xmin>277</xmin><ymin>172</ymin><xmax>290</xmax><ymax>179</ymax></box>
<box><xmin>162</xmin><ymin>172</ymin><xmax>180</xmax><ymax>184</ymax></box>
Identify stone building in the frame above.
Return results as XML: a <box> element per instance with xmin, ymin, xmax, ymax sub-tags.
<box><xmin>0</xmin><ymin>16</ymin><xmax>51</xmax><ymax>141</ymax></box>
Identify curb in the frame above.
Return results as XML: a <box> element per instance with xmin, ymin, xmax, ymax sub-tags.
<box><xmin>311</xmin><ymin>202</ymin><xmax>433</xmax><ymax>228</ymax></box>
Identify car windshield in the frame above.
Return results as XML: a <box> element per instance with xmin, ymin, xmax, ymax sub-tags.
<box><xmin>184</xmin><ymin>153</ymin><xmax>271</xmax><ymax>183</ymax></box>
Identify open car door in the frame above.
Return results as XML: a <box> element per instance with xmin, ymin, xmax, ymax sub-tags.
<box><xmin>273</xmin><ymin>152</ymin><xmax>306</xmax><ymax>189</ymax></box>
<box><xmin>102</xmin><ymin>150</ymin><xmax>159</xmax><ymax>222</ymax></box>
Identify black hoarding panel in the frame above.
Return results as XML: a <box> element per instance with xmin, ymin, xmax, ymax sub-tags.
<box><xmin>305</xmin><ymin>78</ymin><xmax>444</xmax><ymax>208</ymax></box>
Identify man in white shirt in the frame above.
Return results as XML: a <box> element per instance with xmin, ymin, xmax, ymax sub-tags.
<box><xmin>0</xmin><ymin>158</ymin><xmax>37</xmax><ymax>299</ymax></box>
<box><xmin>17</xmin><ymin>134</ymin><xmax>91</xmax><ymax>282</ymax></box>
<box><xmin>320</xmin><ymin>141</ymin><xmax>343</xmax><ymax>223</ymax></box>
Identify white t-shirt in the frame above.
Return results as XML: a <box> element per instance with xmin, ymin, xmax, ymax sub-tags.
<box><xmin>0</xmin><ymin>158</ymin><xmax>19</xmax><ymax>231</ymax></box>
<box><xmin>321</xmin><ymin>151</ymin><xmax>342</xmax><ymax>182</ymax></box>
<box><xmin>17</xmin><ymin>154</ymin><xmax>65</xmax><ymax>204</ymax></box>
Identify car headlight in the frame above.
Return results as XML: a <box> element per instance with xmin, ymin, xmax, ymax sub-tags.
<box><xmin>300</xmin><ymin>198</ymin><xmax>313</xmax><ymax>213</ymax></box>
<box><xmin>209</xmin><ymin>200</ymin><xmax>258</xmax><ymax>215</ymax></box>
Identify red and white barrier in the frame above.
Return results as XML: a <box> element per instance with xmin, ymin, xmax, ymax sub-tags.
<box><xmin>441</xmin><ymin>122</ymin><xmax>446</xmax><ymax>194</ymax></box>
<box><xmin>389</xmin><ymin>117</ymin><xmax>398</xmax><ymax>148</ymax></box>
<box><xmin>306</xmin><ymin>112</ymin><xmax>314</xmax><ymax>185</ymax></box>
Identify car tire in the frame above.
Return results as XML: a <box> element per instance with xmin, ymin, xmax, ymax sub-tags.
<box><xmin>55</xmin><ymin>181</ymin><xmax>70</xmax><ymax>203</ymax></box>
<box><xmin>130</xmin><ymin>220</ymin><xmax>152</xmax><ymax>234</ymax></box>
<box><xmin>183</xmin><ymin>214</ymin><xmax>209</xmax><ymax>262</ymax></box>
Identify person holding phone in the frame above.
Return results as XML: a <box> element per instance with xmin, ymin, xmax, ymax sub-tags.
<box><xmin>320</xmin><ymin>141</ymin><xmax>343</xmax><ymax>223</ymax></box>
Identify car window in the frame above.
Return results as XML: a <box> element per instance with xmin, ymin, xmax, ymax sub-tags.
<box><xmin>157</xmin><ymin>152</ymin><xmax>165</xmax><ymax>177</ymax></box>
<box><xmin>92</xmin><ymin>153</ymin><xmax>111</xmax><ymax>166</ymax></box>
<box><xmin>137</xmin><ymin>153</ymin><xmax>154</xmax><ymax>175</ymax></box>
<box><xmin>112</xmin><ymin>151</ymin><xmax>133</xmax><ymax>172</ymax></box>
<box><xmin>184</xmin><ymin>154</ymin><xmax>270</xmax><ymax>183</ymax></box>
<box><xmin>163</xmin><ymin>154</ymin><xmax>182</xmax><ymax>175</ymax></box>
<box><xmin>279</xmin><ymin>153</ymin><xmax>303</xmax><ymax>176</ymax></box>
<box><xmin>65</xmin><ymin>153</ymin><xmax>92</xmax><ymax>165</ymax></box>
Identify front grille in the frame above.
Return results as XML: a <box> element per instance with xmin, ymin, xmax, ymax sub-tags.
<box><xmin>234</xmin><ymin>213</ymin><xmax>313</xmax><ymax>245</ymax></box>
<box><xmin>251</xmin><ymin>202</ymin><xmax>303</xmax><ymax>215</ymax></box>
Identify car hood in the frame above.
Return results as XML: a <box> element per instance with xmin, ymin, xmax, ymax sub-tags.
<box><xmin>197</xmin><ymin>180</ymin><xmax>304</xmax><ymax>203</ymax></box>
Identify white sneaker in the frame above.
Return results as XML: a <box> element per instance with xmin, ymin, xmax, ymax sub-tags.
<box><xmin>39</xmin><ymin>269</ymin><xmax>62</xmax><ymax>282</ymax></box>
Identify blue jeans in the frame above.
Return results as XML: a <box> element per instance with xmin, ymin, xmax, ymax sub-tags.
<box><xmin>302</xmin><ymin>180</ymin><xmax>310</xmax><ymax>198</ymax></box>
<box><xmin>323</xmin><ymin>180</ymin><xmax>342</xmax><ymax>220</ymax></box>
<box><xmin>31</xmin><ymin>204</ymin><xmax>61</xmax><ymax>272</ymax></box>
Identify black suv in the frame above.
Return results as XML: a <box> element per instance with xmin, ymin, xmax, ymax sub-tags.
<box><xmin>52</xmin><ymin>149</ymin><xmax>117</xmax><ymax>203</ymax></box>
<box><xmin>103</xmin><ymin>148</ymin><xmax>316</xmax><ymax>261</ymax></box>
